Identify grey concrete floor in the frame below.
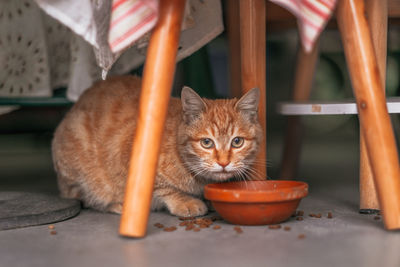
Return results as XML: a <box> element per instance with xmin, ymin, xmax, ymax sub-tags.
<box><xmin>1</xmin><ymin>129</ymin><xmax>400</xmax><ymax>267</ymax></box>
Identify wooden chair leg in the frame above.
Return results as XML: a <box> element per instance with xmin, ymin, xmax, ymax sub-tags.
<box><xmin>337</xmin><ymin>0</ymin><xmax>400</xmax><ymax>230</ymax></box>
<box><xmin>119</xmin><ymin>0</ymin><xmax>186</xmax><ymax>238</ymax></box>
<box><xmin>239</xmin><ymin>0</ymin><xmax>267</xmax><ymax>179</ymax></box>
<box><xmin>359</xmin><ymin>0</ymin><xmax>387</xmax><ymax>213</ymax></box>
<box><xmin>226</xmin><ymin>0</ymin><xmax>242</xmax><ymax>98</ymax></box>
<box><xmin>280</xmin><ymin>40</ymin><xmax>320</xmax><ymax>179</ymax></box>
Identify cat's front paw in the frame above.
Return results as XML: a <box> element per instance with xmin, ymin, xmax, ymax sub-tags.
<box><xmin>106</xmin><ymin>202</ymin><xmax>123</xmax><ymax>214</ymax></box>
<box><xmin>168</xmin><ymin>198</ymin><xmax>208</xmax><ymax>217</ymax></box>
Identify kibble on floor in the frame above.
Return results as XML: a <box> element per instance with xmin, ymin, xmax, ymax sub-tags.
<box><xmin>298</xmin><ymin>234</ymin><xmax>306</xmax><ymax>239</ymax></box>
<box><xmin>268</xmin><ymin>225</ymin><xmax>281</xmax><ymax>230</ymax></box>
<box><xmin>234</xmin><ymin>226</ymin><xmax>243</xmax><ymax>234</ymax></box>
<box><xmin>154</xmin><ymin>223</ymin><xmax>164</xmax><ymax>228</ymax></box>
<box><xmin>163</xmin><ymin>226</ymin><xmax>177</xmax><ymax>232</ymax></box>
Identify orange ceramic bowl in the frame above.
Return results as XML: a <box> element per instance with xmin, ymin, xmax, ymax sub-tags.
<box><xmin>204</xmin><ymin>180</ymin><xmax>308</xmax><ymax>225</ymax></box>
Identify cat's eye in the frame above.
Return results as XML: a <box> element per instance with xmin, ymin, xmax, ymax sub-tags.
<box><xmin>231</xmin><ymin>137</ymin><xmax>244</xmax><ymax>148</ymax></box>
<box><xmin>200</xmin><ymin>138</ymin><xmax>214</xmax><ymax>149</ymax></box>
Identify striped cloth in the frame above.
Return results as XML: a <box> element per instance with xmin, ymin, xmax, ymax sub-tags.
<box><xmin>270</xmin><ymin>0</ymin><xmax>337</xmax><ymax>52</ymax></box>
<box><xmin>108</xmin><ymin>0</ymin><xmax>158</xmax><ymax>53</ymax></box>
<box><xmin>107</xmin><ymin>0</ymin><xmax>337</xmax><ymax>54</ymax></box>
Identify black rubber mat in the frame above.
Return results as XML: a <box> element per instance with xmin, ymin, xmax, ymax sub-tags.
<box><xmin>0</xmin><ymin>191</ymin><xmax>81</xmax><ymax>230</ymax></box>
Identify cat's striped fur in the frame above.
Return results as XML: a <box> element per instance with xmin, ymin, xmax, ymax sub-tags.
<box><xmin>52</xmin><ymin>75</ymin><xmax>263</xmax><ymax>216</ymax></box>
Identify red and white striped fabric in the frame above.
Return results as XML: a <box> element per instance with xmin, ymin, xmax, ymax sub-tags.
<box><xmin>107</xmin><ymin>0</ymin><xmax>336</xmax><ymax>55</ymax></box>
<box><xmin>108</xmin><ymin>0</ymin><xmax>159</xmax><ymax>53</ymax></box>
<box><xmin>270</xmin><ymin>0</ymin><xmax>337</xmax><ymax>52</ymax></box>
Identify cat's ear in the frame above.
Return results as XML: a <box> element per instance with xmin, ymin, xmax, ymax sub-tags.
<box><xmin>181</xmin><ymin>86</ymin><xmax>207</xmax><ymax>124</ymax></box>
<box><xmin>235</xmin><ymin>88</ymin><xmax>260</xmax><ymax>122</ymax></box>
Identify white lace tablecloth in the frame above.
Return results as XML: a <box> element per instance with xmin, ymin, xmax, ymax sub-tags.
<box><xmin>0</xmin><ymin>0</ymin><xmax>223</xmax><ymax>101</ymax></box>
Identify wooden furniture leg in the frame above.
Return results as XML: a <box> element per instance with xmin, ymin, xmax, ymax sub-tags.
<box><xmin>280</xmin><ymin>40</ymin><xmax>320</xmax><ymax>179</ymax></box>
<box><xmin>226</xmin><ymin>0</ymin><xmax>242</xmax><ymax>98</ymax></box>
<box><xmin>337</xmin><ymin>0</ymin><xmax>400</xmax><ymax>229</ymax></box>
<box><xmin>239</xmin><ymin>0</ymin><xmax>267</xmax><ymax>179</ymax></box>
<box><xmin>359</xmin><ymin>0</ymin><xmax>387</xmax><ymax>213</ymax></box>
<box><xmin>119</xmin><ymin>0</ymin><xmax>186</xmax><ymax>238</ymax></box>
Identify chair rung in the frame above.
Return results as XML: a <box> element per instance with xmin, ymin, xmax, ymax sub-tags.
<box><xmin>277</xmin><ymin>97</ymin><xmax>400</xmax><ymax>115</ymax></box>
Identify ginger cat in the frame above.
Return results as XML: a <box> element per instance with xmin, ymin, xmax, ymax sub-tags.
<box><xmin>52</xmin><ymin>75</ymin><xmax>263</xmax><ymax>217</ymax></box>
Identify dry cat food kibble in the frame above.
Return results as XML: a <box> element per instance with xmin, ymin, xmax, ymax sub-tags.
<box><xmin>298</xmin><ymin>234</ymin><xmax>306</xmax><ymax>239</ymax></box>
<box><xmin>327</xmin><ymin>212</ymin><xmax>333</xmax><ymax>219</ymax></box>
<box><xmin>163</xmin><ymin>226</ymin><xmax>177</xmax><ymax>232</ymax></box>
<box><xmin>268</xmin><ymin>224</ymin><xmax>281</xmax><ymax>230</ymax></box>
<box><xmin>179</xmin><ymin>216</ymin><xmax>195</xmax><ymax>221</ymax></box>
<box><xmin>296</xmin><ymin>217</ymin><xmax>304</xmax><ymax>221</ymax></box>
<box><xmin>315</xmin><ymin>214</ymin><xmax>322</xmax><ymax>218</ymax></box>
<box><xmin>194</xmin><ymin>218</ymin><xmax>213</xmax><ymax>227</ymax></box>
<box><xmin>292</xmin><ymin>210</ymin><xmax>304</xmax><ymax>217</ymax></box>
<box><xmin>234</xmin><ymin>226</ymin><xmax>243</xmax><ymax>234</ymax></box>
<box><xmin>284</xmin><ymin>226</ymin><xmax>291</xmax><ymax>231</ymax></box>
<box><xmin>48</xmin><ymin>225</ymin><xmax>55</xmax><ymax>230</ymax></box>
<box><xmin>213</xmin><ymin>225</ymin><xmax>221</xmax><ymax>230</ymax></box>
<box><xmin>176</xmin><ymin>216</ymin><xmax>222</xmax><ymax>232</ymax></box>
<box><xmin>179</xmin><ymin>220</ymin><xmax>194</xmax><ymax>227</ymax></box>
<box><xmin>154</xmin><ymin>223</ymin><xmax>164</xmax><ymax>229</ymax></box>
<box><xmin>185</xmin><ymin>225</ymin><xmax>195</xmax><ymax>231</ymax></box>
<box><xmin>50</xmin><ymin>230</ymin><xmax>57</xmax><ymax>235</ymax></box>
<box><xmin>296</xmin><ymin>210</ymin><xmax>304</xmax><ymax>216</ymax></box>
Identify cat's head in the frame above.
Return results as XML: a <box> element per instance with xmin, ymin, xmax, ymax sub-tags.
<box><xmin>178</xmin><ymin>87</ymin><xmax>263</xmax><ymax>182</ymax></box>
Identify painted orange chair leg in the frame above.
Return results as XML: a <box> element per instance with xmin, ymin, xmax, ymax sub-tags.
<box><xmin>119</xmin><ymin>0</ymin><xmax>186</xmax><ymax>238</ymax></box>
<box><xmin>226</xmin><ymin>0</ymin><xmax>242</xmax><ymax>98</ymax></box>
<box><xmin>280</xmin><ymin>40</ymin><xmax>320</xmax><ymax>179</ymax></box>
<box><xmin>239</xmin><ymin>0</ymin><xmax>267</xmax><ymax>180</ymax></box>
<box><xmin>359</xmin><ymin>0</ymin><xmax>387</xmax><ymax>213</ymax></box>
<box><xmin>337</xmin><ymin>0</ymin><xmax>400</xmax><ymax>229</ymax></box>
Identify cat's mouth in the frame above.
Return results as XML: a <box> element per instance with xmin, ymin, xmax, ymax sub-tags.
<box><xmin>209</xmin><ymin>171</ymin><xmax>235</xmax><ymax>181</ymax></box>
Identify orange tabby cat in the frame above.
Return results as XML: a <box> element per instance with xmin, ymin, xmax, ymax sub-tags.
<box><xmin>52</xmin><ymin>75</ymin><xmax>263</xmax><ymax>217</ymax></box>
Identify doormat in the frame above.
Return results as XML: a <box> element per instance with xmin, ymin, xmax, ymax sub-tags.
<box><xmin>0</xmin><ymin>191</ymin><xmax>81</xmax><ymax>230</ymax></box>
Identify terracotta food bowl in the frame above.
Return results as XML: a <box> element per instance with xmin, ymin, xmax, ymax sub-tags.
<box><xmin>204</xmin><ymin>180</ymin><xmax>308</xmax><ymax>225</ymax></box>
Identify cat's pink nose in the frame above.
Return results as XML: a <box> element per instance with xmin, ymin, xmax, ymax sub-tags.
<box><xmin>218</xmin><ymin>161</ymin><xmax>230</xmax><ymax>168</ymax></box>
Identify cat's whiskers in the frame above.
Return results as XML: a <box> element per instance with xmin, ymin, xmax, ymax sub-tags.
<box><xmin>233</xmin><ymin>168</ymin><xmax>245</xmax><ymax>180</ymax></box>
<box><xmin>183</xmin><ymin>161</ymin><xmax>219</xmax><ymax>181</ymax></box>
<box><xmin>244</xmin><ymin>166</ymin><xmax>265</xmax><ymax>181</ymax></box>
<box><xmin>233</xmin><ymin>167</ymin><xmax>253</xmax><ymax>190</ymax></box>
<box><xmin>243</xmin><ymin>158</ymin><xmax>270</xmax><ymax>168</ymax></box>
<box><xmin>241</xmin><ymin>159</ymin><xmax>270</xmax><ymax>181</ymax></box>
<box><xmin>184</xmin><ymin>164</ymin><xmax>208</xmax><ymax>178</ymax></box>
<box><xmin>243</xmin><ymin>168</ymin><xmax>260</xmax><ymax>190</ymax></box>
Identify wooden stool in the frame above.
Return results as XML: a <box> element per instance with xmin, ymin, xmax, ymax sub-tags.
<box><xmin>279</xmin><ymin>0</ymin><xmax>400</xmax><ymax>215</ymax></box>
<box><xmin>278</xmin><ymin>0</ymin><xmax>400</xmax><ymax>229</ymax></box>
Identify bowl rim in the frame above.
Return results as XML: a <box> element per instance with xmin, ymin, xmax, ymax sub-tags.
<box><xmin>204</xmin><ymin>180</ymin><xmax>308</xmax><ymax>203</ymax></box>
